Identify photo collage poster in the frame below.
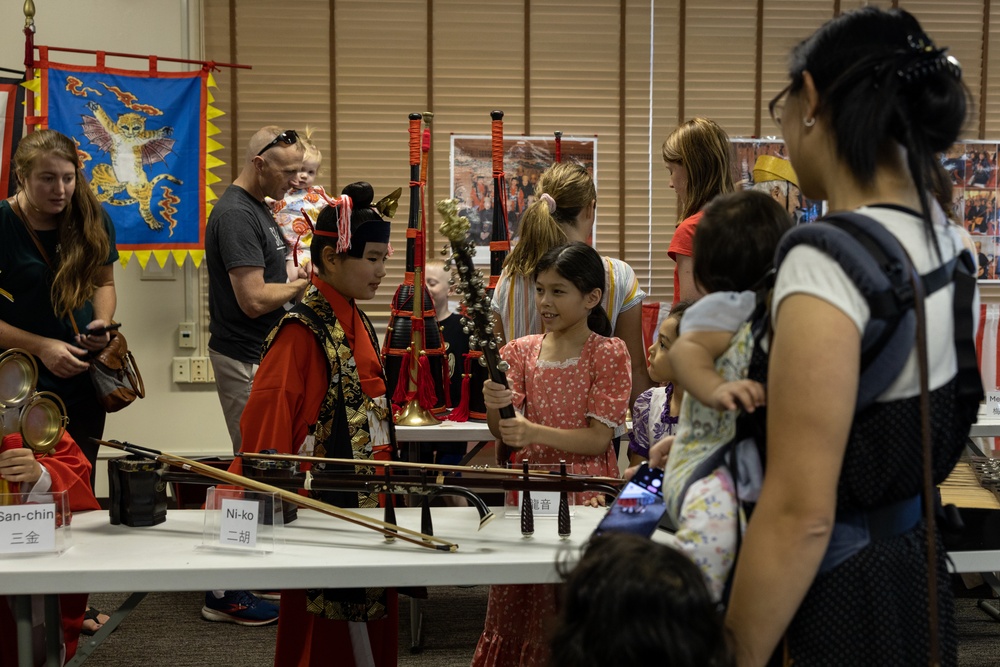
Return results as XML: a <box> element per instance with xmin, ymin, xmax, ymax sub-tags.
<box><xmin>450</xmin><ymin>135</ymin><xmax>597</xmax><ymax>264</ymax></box>
<box><xmin>942</xmin><ymin>141</ymin><xmax>998</xmax><ymax>282</ymax></box>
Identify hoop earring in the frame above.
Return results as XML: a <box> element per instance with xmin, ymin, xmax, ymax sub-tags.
<box><xmin>803</xmin><ymin>116</ymin><xmax>816</xmax><ymax>128</ymax></box>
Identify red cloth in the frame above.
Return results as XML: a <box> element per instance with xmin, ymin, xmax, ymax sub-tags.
<box><xmin>323</xmin><ymin>277</ymin><xmax>385</xmax><ymax>399</ymax></box>
<box><xmin>0</xmin><ymin>432</ymin><xmax>99</xmax><ymax>667</ymax></box>
<box><xmin>667</xmin><ymin>211</ymin><xmax>703</xmax><ymax>307</ymax></box>
<box><xmin>231</xmin><ymin>321</ymin><xmax>327</xmax><ymax>478</ymax></box>
<box><xmin>231</xmin><ymin>278</ymin><xmax>398</xmax><ymax>667</ymax></box>
<box><xmin>274</xmin><ymin>589</ymin><xmax>399</xmax><ymax>667</ymax></box>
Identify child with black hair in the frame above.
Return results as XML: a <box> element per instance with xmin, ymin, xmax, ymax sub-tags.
<box><xmin>473</xmin><ymin>241</ymin><xmax>631</xmax><ymax>667</ymax></box>
<box><xmin>627</xmin><ymin>300</ymin><xmax>690</xmax><ymax>464</ymax></box>
<box><xmin>649</xmin><ymin>190</ymin><xmax>792</xmax><ymax>600</ymax></box>
<box><xmin>230</xmin><ymin>181</ymin><xmax>397</xmax><ymax>667</ymax></box>
<box><xmin>550</xmin><ymin>533</ymin><xmax>734</xmax><ymax>667</ymax></box>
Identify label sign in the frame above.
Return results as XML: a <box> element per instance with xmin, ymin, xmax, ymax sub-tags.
<box><xmin>0</xmin><ymin>502</ymin><xmax>57</xmax><ymax>554</ymax></box>
<box><xmin>218</xmin><ymin>498</ymin><xmax>259</xmax><ymax>549</ymax></box>
<box><xmin>987</xmin><ymin>391</ymin><xmax>1000</xmax><ymax>416</ymax></box>
<box><xmin>514</xmin><ymin>490</ymin><xmax>562</xmax><ymax>516</ymax></box>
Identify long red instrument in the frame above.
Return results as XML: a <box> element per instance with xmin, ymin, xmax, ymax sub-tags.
<box><xmin>383</xmin><ymin>113</ymin><xmax>448</xmax><ymax>424</ymax></box>
<box><xmin>487</xmin><ymin>110</ymin><xmax>511</xmax><ymax>297</ymax></box>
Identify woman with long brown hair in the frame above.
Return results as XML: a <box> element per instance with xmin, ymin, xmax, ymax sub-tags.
<box><xmin>0</xmin><ymin>128</ymin><xmax>119</xmax><ymax>485</ymax></box>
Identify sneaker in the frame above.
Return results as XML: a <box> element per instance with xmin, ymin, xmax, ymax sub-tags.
<box><xmin>201</xmin><ymin>590</ymin><xmax>279</xmax><ymax>626</ymax></box>
<box><xmin>252</xmin><ymin>590</ymin><xmax>281</xmax><ymax>601</ymax></box>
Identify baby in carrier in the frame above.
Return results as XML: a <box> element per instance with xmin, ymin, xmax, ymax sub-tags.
<box><xmin>650</xmin><ymin>190</ymin><xmax>793</xmax><ymax>600</ymax></box>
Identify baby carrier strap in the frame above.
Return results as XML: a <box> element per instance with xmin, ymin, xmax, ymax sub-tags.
<box><xmin>706</xmin><ymin>212</ymin><xmax>981</xmax><ymax>604</ymax></box>
<box><xmin>774</xmin><ymin>211</ymin><xmax>977</xmax><ymax>409</ymax></box>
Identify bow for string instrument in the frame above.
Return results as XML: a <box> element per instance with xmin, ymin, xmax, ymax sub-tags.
<box><xmin>94</xmin><ymin>439</ymin><xmax>458</xmax><ymax>552</ymax></box>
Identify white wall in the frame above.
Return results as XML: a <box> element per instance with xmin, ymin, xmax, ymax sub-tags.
<box><xmin>0</xmin><ymin>0</ymin><xmax>231</xmax><ymax>497</ymax></box>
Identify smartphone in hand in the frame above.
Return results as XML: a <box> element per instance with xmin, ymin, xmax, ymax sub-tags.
<box><xmin>592</xmin><ymin>462</ymin><xmax>669</xmax><ymax>538</ymax></box>
<box><xmin>86</xmin><ymin>322</ymin><xmax>122</xmax><ymax>336</ymax></box>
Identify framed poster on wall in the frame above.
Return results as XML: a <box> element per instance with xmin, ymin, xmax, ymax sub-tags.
<box><xmin>943</xmin><ymin>141</ymin><xmax>998</xmax><ymax>282</ymax></box>
<box><xmin>450</xmin><ymin>135</ymin><xmax>597</xmax><ymax>264</ymax></box>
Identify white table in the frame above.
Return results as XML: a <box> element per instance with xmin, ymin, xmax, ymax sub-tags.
<box><xmin>395</xmin><ymin>422</ymin><xmax>493</xmax><ymax>443</ymax></box>
<box><xmin>971</xmin><ymin>404</ymin><xmax>1000</xmax><ymax>438</ymax></box>
<box><xmin>5</xmin><ymin>506</ymin><xmax>600</xmax><ymax>666</ymax></box>
<box><xmin>1</xmin><ymin>506</ymin><xmax>599</xmax><ymax>596</ymax></box>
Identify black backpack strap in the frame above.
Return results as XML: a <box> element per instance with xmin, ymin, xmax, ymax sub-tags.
<box><xmin>952</xmin><ymin>252</ymin><xmax>986</xmax><ymax>402</ymax></box>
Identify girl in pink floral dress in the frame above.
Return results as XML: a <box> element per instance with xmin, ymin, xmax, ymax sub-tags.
<box><xmin>473</xmin><ymin>242</ymin><xmax>631</xmax><ymax>667</ymax></box>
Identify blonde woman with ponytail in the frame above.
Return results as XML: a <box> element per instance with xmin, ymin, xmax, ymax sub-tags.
<box><xmin>0</xmin><ymin>129</ymin><xmax>118</xmax><ymax>484</ymax></box>
<box><xmin>490</xmin><ymin>162</ymin><xmax>652</xmax><ymax>408</ymax></box>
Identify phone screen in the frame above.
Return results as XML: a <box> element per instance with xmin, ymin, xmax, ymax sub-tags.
<box><xmin>593</xmin><ymin>464</ymin><xmax>668</xmax><ymax>538</ymax></box>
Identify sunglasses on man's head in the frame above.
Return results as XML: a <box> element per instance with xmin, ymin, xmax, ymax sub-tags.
<box><xmin>256</xmin><ymin>129</ymin><xmax>299</xmax><ymax>157</ymax></box>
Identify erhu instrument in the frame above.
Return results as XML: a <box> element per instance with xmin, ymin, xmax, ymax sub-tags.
<box><xmin>383</xmin><ymin>113</ymin><xmax>449</xmax><ymax>425</ymax></box>
<box><xmin>95</xmin><ymin>439</ymin><xmax>458</xmax><ymax>551</ymax></box>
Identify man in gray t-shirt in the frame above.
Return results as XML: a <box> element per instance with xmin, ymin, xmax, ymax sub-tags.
<box><xmin>205</xmin><ymin>126</ymin><xmax>308</xmax><ymax>453</ymax></box>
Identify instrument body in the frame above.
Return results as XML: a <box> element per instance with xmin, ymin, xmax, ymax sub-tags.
<box><xmin>437</xmin><ymin>200</ymin><xmax>515</xmax><ymax>421</ymax></box>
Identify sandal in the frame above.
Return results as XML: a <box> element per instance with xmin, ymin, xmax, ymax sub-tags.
<box><xmin>81</xmin><ymin>607</ymin><xmax>110</xmax><ymax>636</ymax></box>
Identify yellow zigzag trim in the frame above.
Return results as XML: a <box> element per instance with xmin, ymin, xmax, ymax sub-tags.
<box><xmin>121</xmin><ymin>249</ymin><xmax>205</xmax><ymax>270</ymax></box>
<box><xmin>203</xmin><ymin>71</ymin><xmax>226</xmax><ymax>268</ymax></box>
<box><xmin>21</xmin><ymin>73</ymin><xmax>42</xmax><ymax>114</ymax></box>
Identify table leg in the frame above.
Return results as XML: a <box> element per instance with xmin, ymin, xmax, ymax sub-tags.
<box><xmin>43</xmin><ymin>595</ymin><xmax>61</xmax><ymax>667</ymax></box>
<box><xmin>409</xmin><ymin>597</ymin><xmax>423</xmax><ymax>653</ymax></box>
<box><xmin>13</xmin><ymin>595</ymin><xmax>34</xmax><ymax>667</ymax></box>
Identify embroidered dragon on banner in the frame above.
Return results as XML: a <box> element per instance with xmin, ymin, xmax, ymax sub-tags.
<box><xmin>81</xmin><ymin>98</ymin><xmax>182</xmax><ymax>232</ymax></box>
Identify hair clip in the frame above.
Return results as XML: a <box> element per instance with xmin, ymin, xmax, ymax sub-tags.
<box><xmin>907</xmin><ymin>33</ymin><xmax>935</xmax><ymax>54</ymax></box>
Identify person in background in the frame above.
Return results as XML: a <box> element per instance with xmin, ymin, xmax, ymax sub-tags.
<box><xmin>627</xmin><ymin>300</ymin><xmax>689</xmax><ymax>465</ymax></box>
<box><xmin>423</xmin><ymin>258</ymin><xmax>470</xmax><ymax>466</ymax></box>
<box><xmin>203</xmin><ymin>126</ymin><xmax>309</xmax><ymax>626</ymax></box>
<box><xmin>0</xmin><ymin>129</ymin><xmax>118</xmax><ymax>488</ymax></box>
<box><xmin>269</xmin><ymin>128</ymin><xmax>331</xmax><ymax>279</ymax></box>
<box><xmin>725</xmin><ymin>8</ymin><xmax>980</xmax><ymax>665</ymax></box>
<box><xmin>750</xmin><ymin>154</ymin><xmax>802</xmax><ymax>221</ymax></box>
<box><xmin>664</xmin><ymin>117</ymin><xmax>736</xmax><ymax>306</ymax></box>
<box><xmin>205</xmin><ymin>126</ymin><xmax>309</xmax><ymax>456</ymax></box>
<box><xmin>490</xmin><ymin>162</ymin><xmax>652</xmax><ymax>412</ymax></box>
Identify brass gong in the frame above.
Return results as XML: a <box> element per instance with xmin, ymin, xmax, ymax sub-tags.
<box><xmin>0</xmin><ymin>348</ymin><xmax>38</xmax><ymax>408</ymax></box>
<box><xmin>0</xmin><ymin>349</ymin><xmax>68</xmax><ymax>454</ymax></box>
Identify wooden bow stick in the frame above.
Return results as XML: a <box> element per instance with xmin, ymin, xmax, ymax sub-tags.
<box><xmin>96</xmin><ymin>439</ymin><xmax>458</xmax><ymax>552</ymax></box>
<box><xmin>240</xmin><ymin>451</ymin><xmax>625</xmax><ymax>486</ymax></box>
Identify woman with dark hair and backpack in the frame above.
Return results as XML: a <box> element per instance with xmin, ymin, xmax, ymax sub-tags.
<box><xmin>725</xmin><ymin>7</ymin><xmax>980</xmax><ymax>666</ymax></box>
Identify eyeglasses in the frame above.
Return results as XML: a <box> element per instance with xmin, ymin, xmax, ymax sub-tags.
<box><xmin>768</xmin><ymin>84</ymin><xmax>792</xmax><ymax>128</ymax></box>
<box><xmin>256</xmin><ymin>129</ymin><xmax>299</xmax><ymax>157</ymax></box>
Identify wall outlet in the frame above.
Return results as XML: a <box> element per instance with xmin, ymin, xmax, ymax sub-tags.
<box><xmin>191</xmin><ymin>357</ymin><xmax>208</xmax><ymax>383</ymax></box>
<box><xmin>206</xmin><ymin>356</ymin><xmax>216</xmax><ymax>383</ymax></box>
<box><xmin>172</xmin><ymin>357</ymin><xmax>191</xmax><ymax>383</ymax></box>
<box><xmin>178</xmin><ymin>322</ymin><xmax>197</xmax><ymax>349</ymax></box>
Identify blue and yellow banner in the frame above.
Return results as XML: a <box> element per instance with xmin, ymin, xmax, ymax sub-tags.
<box><xmin>32</xmin><ymin>53</ymin><xmax>225</xmax><ymax>268</ymax></box>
